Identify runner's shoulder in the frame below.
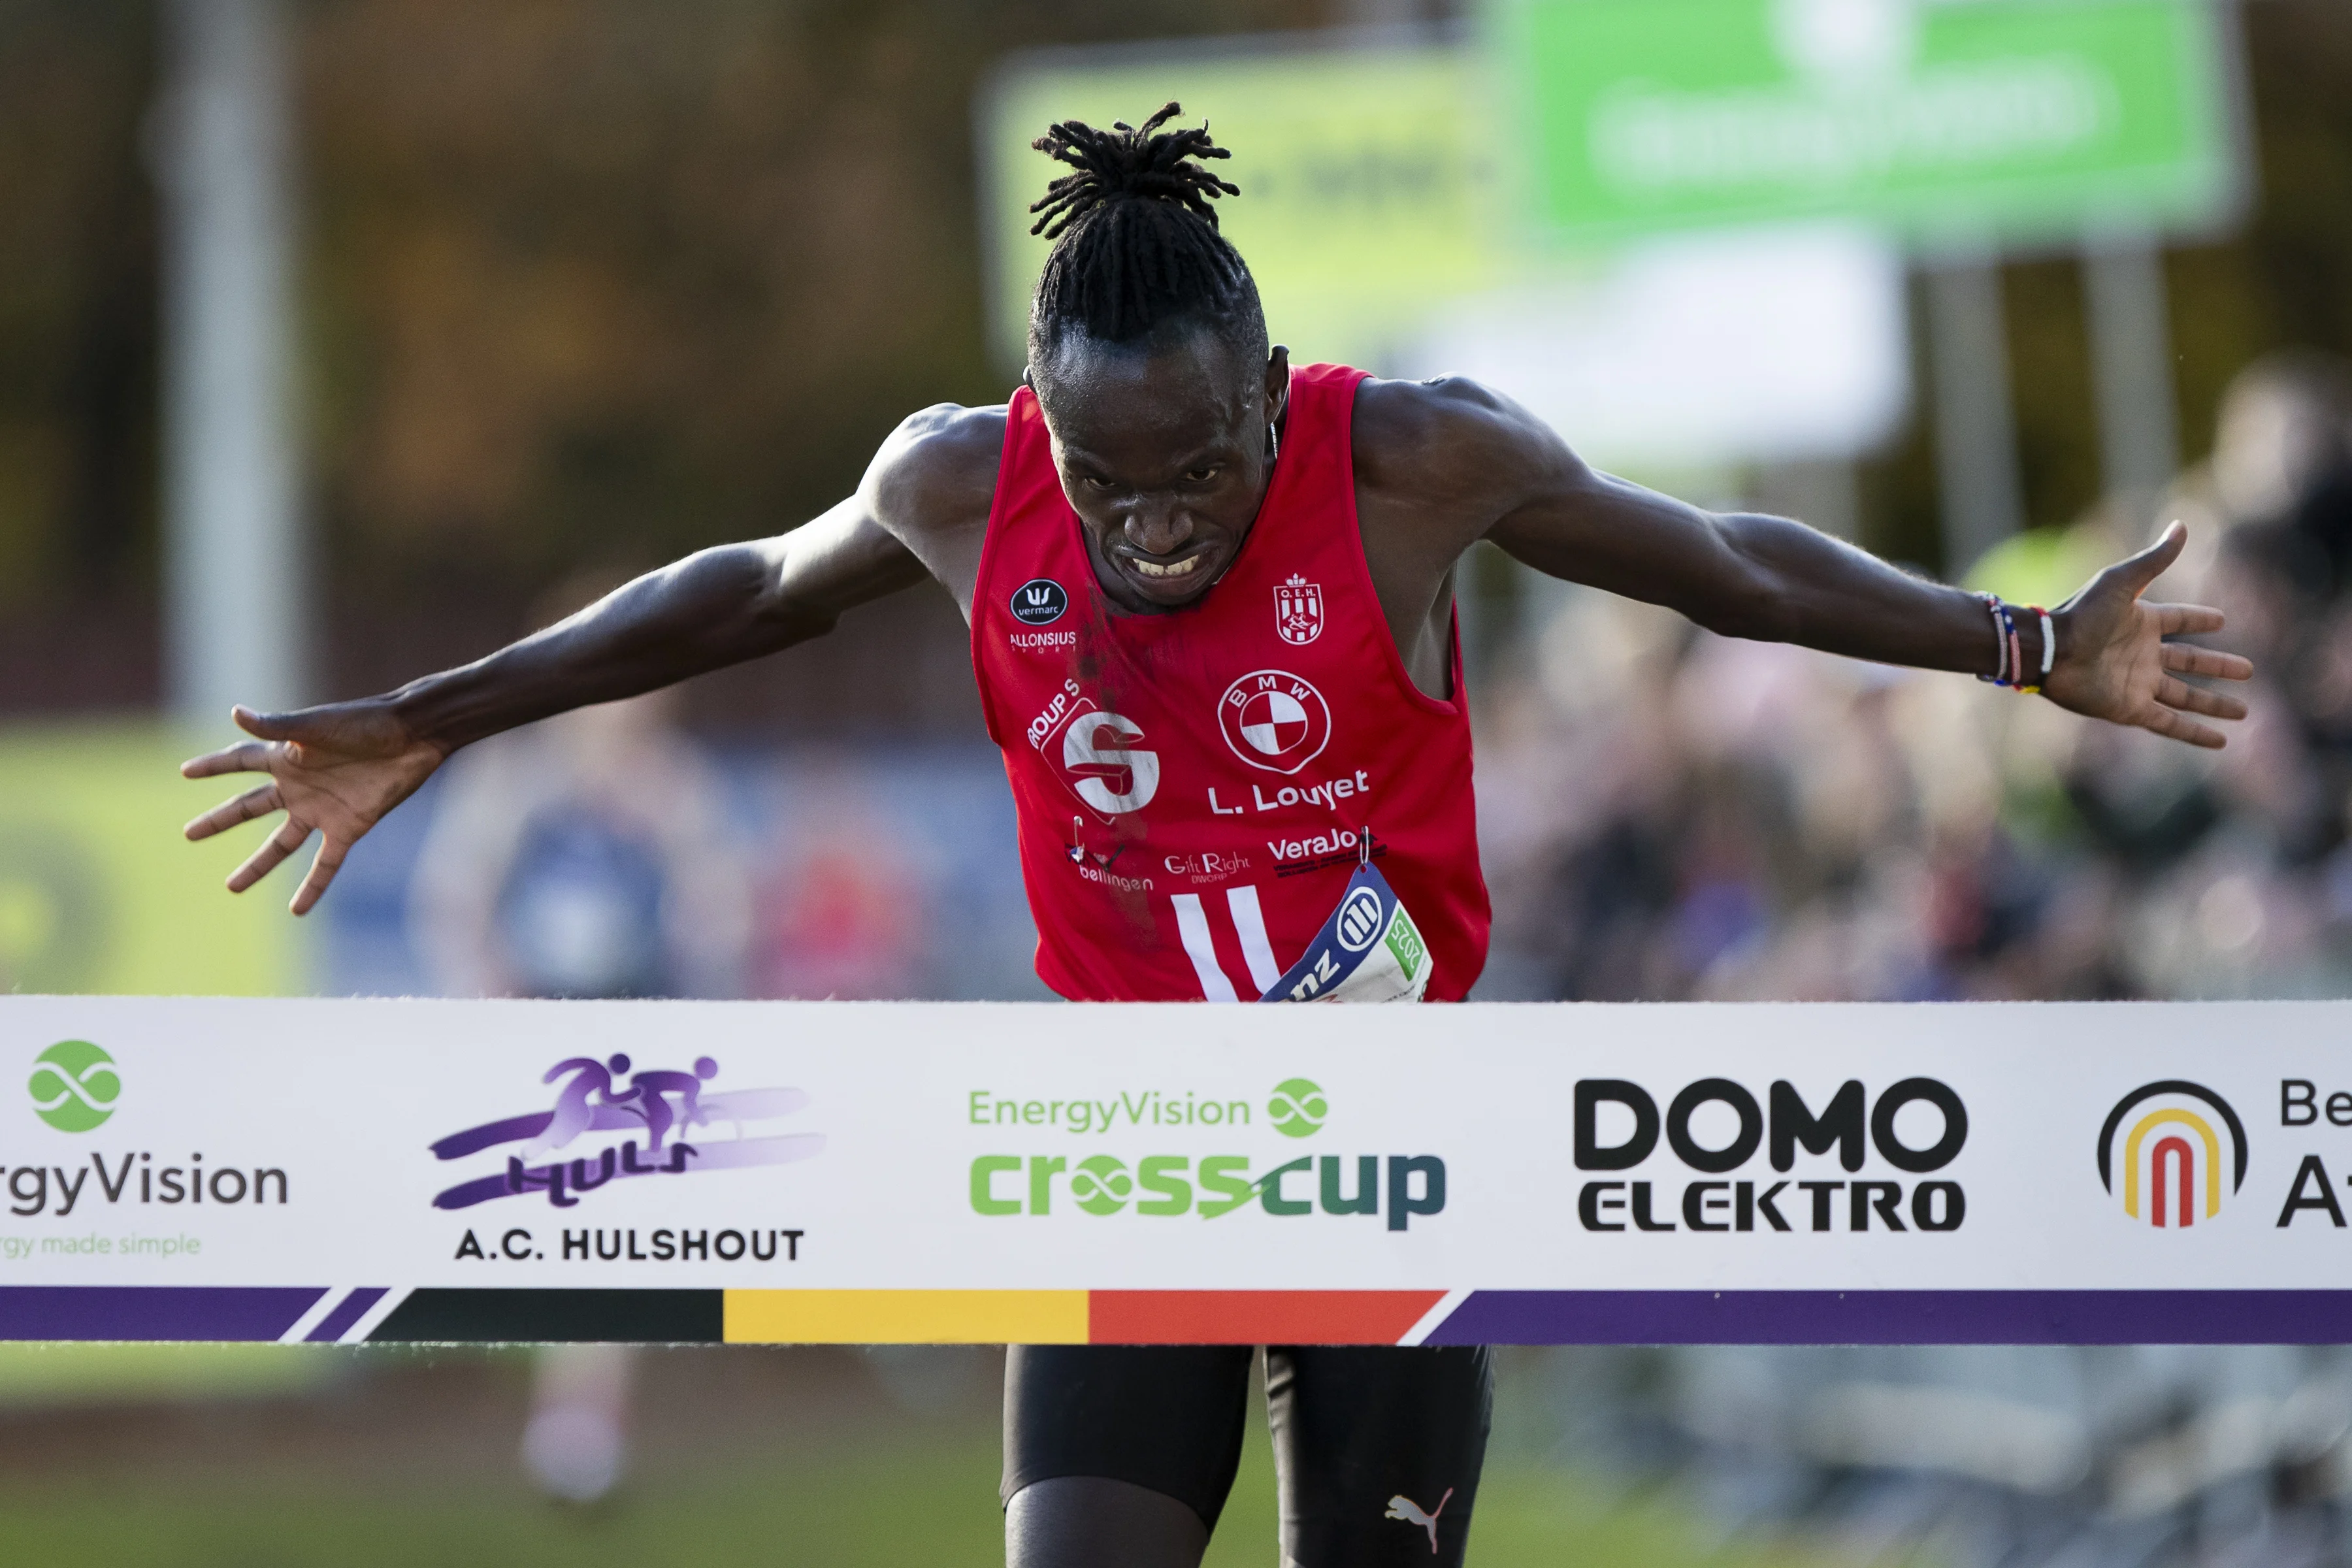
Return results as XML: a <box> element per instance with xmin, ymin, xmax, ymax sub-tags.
<box><xmin>864</xmin><ymin>402</ymin><xmax>1007</xmax><ymax>544</ymax></box>
<box><xmin>1350</xmin><ymin>374</ymin><xmax>1572</xmax><ymax>514</ymax></box>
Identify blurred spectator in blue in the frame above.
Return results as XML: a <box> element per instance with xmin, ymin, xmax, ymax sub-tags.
<box><xmin>405</xmin><ymin>570</ymin><xmax>751</xmax><ymax>1504</ymax></box>
<box><xmin>407</xmin><ymin>573</ymin><xmax>751</xmax><ymax>1003</ymax></box>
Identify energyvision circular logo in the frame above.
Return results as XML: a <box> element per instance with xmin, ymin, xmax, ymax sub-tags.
<box><xmin>1269</xmin><ymin>1077</ymin><xmax>1327</xmax><ymax>1139</ymax></box>
<box><xmin>1217</xmin><ymin>670</ymin><xmax>1331</xmax><ymax>775</ymax></box>
<box><xmin>1071</xmin><ymin>1154</ymin><xmax>1134</xmax><ymax>1215</ymax></box>
<box><xmin>2096</xmin><ymin>1080</ymin><xmax>2246</xmax><ymax>1229</ymax></box>
<box><xmin>29</xmin><ymin>1040</ymin><xmax>120</xmax><ymax>1132</ymax></box>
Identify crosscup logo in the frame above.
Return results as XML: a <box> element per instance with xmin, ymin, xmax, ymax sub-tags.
<box><xmin>29</xmin><ymin>1041</ymin><xmax>119</xmax><ymax>1132</ymax></box>
<box><xmin>968</xmin><ymin>1077</ymin><xmax>1446</xmax><ymax>1228</ymax></box>
<box><xmin>1217</xmin><ymin>670</ymin><xmax>1332</xmax><ymax>775</ymax></box>
<box><xmin>1010</xmin><ymin>578</ymin><xmax>1068</xmax><ymax>626</ymax></box>
<box><xmin>2096</xmin><ymin>1081</ymin><xmax>2247</xmax><ymax>1228</ymax></box>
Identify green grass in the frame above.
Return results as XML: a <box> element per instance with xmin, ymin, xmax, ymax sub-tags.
<box><xmin>0</xmin><ymin>1347</ymin><xmax>1844</xmax><ymax>1568</ymax></box>
<box><xmin>0</xmin><ymin>1415</ymin><xmax>1831</xmax><ymax>1568</ymax></box>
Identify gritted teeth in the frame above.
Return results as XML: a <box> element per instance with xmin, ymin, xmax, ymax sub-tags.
<box><xmin>1132</xmin><ymin>554</ymin><xmax>1203</xmax><ymax>580</ymax></box>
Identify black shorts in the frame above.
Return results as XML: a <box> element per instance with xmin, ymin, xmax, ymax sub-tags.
<box><xmin>1003</xmin><ymin>1343</ymin><xmax>1493</xmax><ymax>1566</ymax></box>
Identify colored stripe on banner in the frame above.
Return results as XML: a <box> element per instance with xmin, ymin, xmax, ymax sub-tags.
<box><xmin>1420</xmin><ymin>1290</ymin><xmax>2352</xmax><ymax>1346</ymax></box>
<box><xmin>368</xmin><ymin>1288</ymin><xmax>724</xmax><ymax>1343</ymax></box>
<box><xmin>724</xmin><ymin>1290</ymin><xmax>1088</xmax><ymax>1345</ymax></box>
<box><xmin>1090</xmin><ymin>1290</ymin><xmax>1448</xmax><ymax>1345</ymax></box>
<box><xmin>0</xmin><ymin>1286</ymin><xmax>327</xmax><ymax>1341</ymax></box>
<box><xmin>304</xmin><ymin>1286</ymin><xmax>389</xmax><ymax>1343</ymax></box>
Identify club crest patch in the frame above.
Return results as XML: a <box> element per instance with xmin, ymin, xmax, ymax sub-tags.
<box><xmin>1275</xmin><ymin>576</ymin><xmax>1324</xmax><ymax>645</ymax></box>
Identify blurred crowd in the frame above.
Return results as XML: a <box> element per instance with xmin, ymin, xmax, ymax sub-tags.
<box><xmin>1477</xmin><ymin>351</ymin><xmax>2352</xmax><ymax>1006</ymax></box>
<box><xmin>1533</xmin><ymin>1343</ymin><xmax>2352</xmax><ymax>1568</ymax></box>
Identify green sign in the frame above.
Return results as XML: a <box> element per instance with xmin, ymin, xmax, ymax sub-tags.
<box><xmin>979</xmin><ymin>41</ymin><xmax>1509</xmax><ymax>372</ymax></box>
<box><xmin>1494</xmin><ymin>0</ymin><xmax>2244</xmax><ymax>247</ymax></box>
<box><xmin>0</xmin><ymin>723</ymin><xmax>305</xmax><ymax>996</ymax></box>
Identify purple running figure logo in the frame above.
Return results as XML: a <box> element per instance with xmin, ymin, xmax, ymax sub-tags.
<box><xmin>429</xmin><ymin>1054</ymin><xmax>821</xmax><ymax>1210</ymax></box>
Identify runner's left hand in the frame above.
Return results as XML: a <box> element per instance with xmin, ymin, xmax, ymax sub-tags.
<box><xmin>2040</xmin><ymin>523</ymin><xmax>2253</xmax><ymax>749</ymax></box>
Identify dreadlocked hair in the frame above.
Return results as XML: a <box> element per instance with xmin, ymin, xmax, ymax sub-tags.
<box><xmin>1026</xmin><ymin>103</ymin><xmax>1265</xmax><ymax>366</ymax></box>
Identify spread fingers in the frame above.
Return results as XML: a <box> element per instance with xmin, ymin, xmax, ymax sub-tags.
<box><xmin>290</xmin><ymin>837</ymin><xmax>349</xmax><ymax>916</ymax></box>
<box><xmin>226</xmin><ymin>819</ymin><xmax>311</xmax><ymax>893</ymax></box>
<box><xmin>184</xmin><ymin>783</ymin><xmax>282</xmax><ymax>841</ymax></box>
<box><xmin>2153</xmin><ymin>603</ymin><xmax>2226</xmax><ymax>636</ymax></box>
<box><xmin>180</xmin><ymin>740</ymin><xmax>277</xmax><ymax>779</ymax></box>
<box><xmin>2138</xmin><ymin>704</ymin><xmax>2227</xmax><ymax>749</ymax></box>
<box><xmin>2157</xmin><ymin>676</ymin><xmax>2247</xmax><ymax>722</ymax></box>
<box><xmin>2160</xmin><ymin>642</ymin><xmax>2253</xmax><ymax>681</ymax></box>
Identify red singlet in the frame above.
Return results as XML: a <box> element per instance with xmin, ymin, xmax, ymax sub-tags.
<box><xmin>969</xmin><ymin>361</ymin><xmax>1491</xmax><ymax>1002</ymax></box>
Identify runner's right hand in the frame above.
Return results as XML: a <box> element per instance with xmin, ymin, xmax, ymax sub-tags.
<box><xmin>181</xmin><ymin>702</ymin><xmax>449</xmax><ymax>914</ymax></box>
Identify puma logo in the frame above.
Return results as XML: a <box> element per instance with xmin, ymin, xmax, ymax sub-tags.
<box><xmin>1384</xmin><ymin>1487</ymin><xmax>1452</xmax><ymax>1554</ymax></box>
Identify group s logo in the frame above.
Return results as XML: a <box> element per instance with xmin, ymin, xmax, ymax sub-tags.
<box><xmin>1011</xmin><ymin>579</ymin><xmax>1068</xmax><ymax>627</ymax></box>
<box><xmin>1064</xmin><ymin>711</ymin><xmax>1160</xmax><ymax>816</ymax></box>
<box><xmin>2097</xmin><ymin>1081</ymin><xmax>2246</xmax><ymax>1228</ymax></box>
<box><xmin>1218</xmin><ymin>670</ymin><xmax>1332</xmax><ymax>775</ymax></box>
<box><xmin>1027</xmin><ymin>681</ymin><xmax>1161</xmax><ymax>819</ymax></box>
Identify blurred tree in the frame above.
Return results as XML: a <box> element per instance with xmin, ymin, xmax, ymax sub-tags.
<box><xmin>297</xmin><ymin>0</ymin><xmax>1335</xmax><ymax>725</ymax></box>
<box><xmin>0</xmin><ymin>0</ymin><xmax>159</xmax><ymax>707</ymax></box>
<box><xmin>1865</xmin><ymin>0</ymin><xmax>2352</xmax><ymax>577</ymax></box>
<box><xmin>5</xmin><ymin>0</ymin><xmax>2351</xmax><ymax>719</ymax></box>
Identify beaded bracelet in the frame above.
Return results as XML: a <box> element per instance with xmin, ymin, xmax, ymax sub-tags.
<box><xmin>1976</xmin><ymin>593</ymin><xmax>2010</xmax><ymax>686</ymax></box>
<box><xmin>1975</xmin><ymin>594</ymin><xmax>2053</xmax><ymax>694</ymax></box>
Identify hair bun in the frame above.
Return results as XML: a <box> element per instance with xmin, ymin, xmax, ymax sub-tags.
<box><xmin>1028</xmin><ymin>102</ymin><xmax>1239</xmax><ymax>240</ymax></box>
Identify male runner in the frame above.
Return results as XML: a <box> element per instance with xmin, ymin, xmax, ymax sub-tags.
<box><xmin>183</xmin><ymin>105</ymin><xmax>2251</xmax><ymax>1566</ymax></box>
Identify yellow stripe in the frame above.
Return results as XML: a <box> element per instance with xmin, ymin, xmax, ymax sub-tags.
<box><xmin>723</xmin><ymin>1290</ymin><xmax>1090</xmax><ymax>1345</ymax></box>
<box><xmin>2123</xmin><ymin>1108</ymin><xmax>2221</xmax><ymax>1218</ymax></box>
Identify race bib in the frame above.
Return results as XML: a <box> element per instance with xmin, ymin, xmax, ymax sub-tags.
<box><xmin>1258</xmin><ymin>860</ymin><xmax>1431</xmax><ymax>1004</ymax></box>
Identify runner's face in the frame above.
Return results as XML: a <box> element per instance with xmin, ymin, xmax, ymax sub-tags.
<box><xmin>1036</xmin><ymin>333</ymin><xmax>1290</xmax><ymax>612</ymax></box>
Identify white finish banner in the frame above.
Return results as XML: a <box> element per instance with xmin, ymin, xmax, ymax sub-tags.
<box><xmin>0</xmin><ymin>998</ymin><xmax>2344</xmax><ymax>1345</ymax></box>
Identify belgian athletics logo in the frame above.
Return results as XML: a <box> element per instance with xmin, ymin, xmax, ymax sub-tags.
<box><xmin>1217</xmin><ymin>670</ymin><xmax>1332</xmax><ymax>775</ymax></box>
<box><xmin>2095</xmin><ymin>1081</ymin><xmax>2246</xmax><ymax>1228</ymax></box>
<box><xmin>29</xmin><ymin>1040</ymin><xmax>119</xmax><ymax>1132</ymax></box>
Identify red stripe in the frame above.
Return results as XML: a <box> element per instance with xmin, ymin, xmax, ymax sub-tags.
<box><xmin>1090</xmin><ymin>1290</ymin><xmax>1447</xmax><ymax>1345</ymax></box>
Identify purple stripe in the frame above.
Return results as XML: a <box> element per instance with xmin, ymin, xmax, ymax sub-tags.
<box><xmin>304</xmin><ymin>1287</ymin><xmax>389</xmax><ymax>1343</ymax></box>
<box><xmin>0</xmin><ymin>1286</ymin><xmax>327</xmax><ymax>1341</ymax></box>
<box><xmin>1423</xmin><ymin>1291</ymin><xmax>2352</xmax><ymax>1346</ymax></box>
<box><xmin>432</xmin><ymin>1173</ymin><xmax>515</xmax><ymax>1211</ymax></box>
<box><xmin>430</xmin><ymin>1112</ymin><xmax>554</xmax><ymax>1161</ymax></box>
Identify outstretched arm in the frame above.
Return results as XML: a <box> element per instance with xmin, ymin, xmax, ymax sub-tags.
<box><xmin>1358</xmin><ymin>376</ymin><xmax>2251</xmax><ymax>747</ymax></box>
<box><xmin>182</xmin><ymin>402</ymin><xmax>1003</xmax><ymax>912</ymax></box>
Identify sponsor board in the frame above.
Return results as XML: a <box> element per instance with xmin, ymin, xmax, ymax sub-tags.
<box><xmin>0</xmin><ymin>998</ymin><xmax>2350</xmax><ymax>1344</ymax></box>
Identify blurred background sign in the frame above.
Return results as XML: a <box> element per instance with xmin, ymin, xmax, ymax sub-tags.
<box><xmin>980</xmin><ymin>36</ymin><xmax>1503</xmax><ymax>374</ymax></box>
<box><xmin>0</xmin><ymin>723</ymin><xmax>304</xmax><ymax>996</ymax></box>
<box><xmin>1495</xmin><ymin>0</ymin><xmax>2246</xmax><ymax>250</ymax></box>
<box><xmin>981</xmin><ymin>33</ymin><xmax>1909</xmax><ymax>478</ymax></box>
<box><xmin>1401</xmin><ymin>223</ymin><xmax>1909</xmax><ymax>474</ymax></box>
